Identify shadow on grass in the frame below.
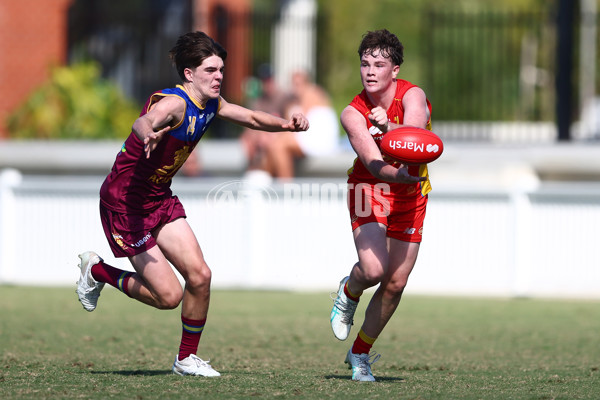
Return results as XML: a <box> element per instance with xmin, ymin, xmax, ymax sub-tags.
<box><xmin>90</xmin><ymin>370</ymin><xmax>172</xmax><ymax>376</ymax></box>
<box><xmin>325</xmin><ymin>375</ymin><xmax>405</xmax><ymax>382</ymax></box>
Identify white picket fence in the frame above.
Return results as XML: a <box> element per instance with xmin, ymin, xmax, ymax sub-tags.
<box><xmin>0</xmin><ymin>168</ymin><xmax>599</xmax><ymax>298</ymax></box>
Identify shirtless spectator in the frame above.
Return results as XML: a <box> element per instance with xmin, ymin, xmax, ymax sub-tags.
<box><xmin>240</xmin><ymin>64</ymin><xmax>289</xmax><ymax>176</ymax></box>
<box><xmin>263</xmin><ymin>69</ymin><xmax>340</xmax><ymax>180</ymax></box>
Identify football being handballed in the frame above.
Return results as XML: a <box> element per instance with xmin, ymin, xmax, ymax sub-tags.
<box><xmin>380</xmin><ymin>126</ymin><xmax>444</xmax><ymax>164</ymax></box>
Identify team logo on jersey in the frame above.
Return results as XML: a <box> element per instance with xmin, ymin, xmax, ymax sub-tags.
<box><xmin>369</xmin><ymin>125</ymin><xmax>383</xmax><ymax>137</ymax></box>
<box><xmin>206</xmin><ymin>112</ymin><xmax>215</xmax><ymax>124</ymax></box>
<box><xmin>148</xmin><ymin>146</ymin><xmax>192</xmax><ymax>184</ymax></box>
<box><xmin>201</xmin><ymin>112</ymin><xmax>215</xmax><ymax>133</ymax></box>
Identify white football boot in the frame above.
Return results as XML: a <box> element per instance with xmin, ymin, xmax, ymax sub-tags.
<box><xmin>76</xmin><ymin>251</ymin><xmax>105</xmax><ymax>312</ymax></box>
<box><xmin>330</xmin><ymin>276</ymin><xmax>358</xmax><ymax>340</ymax></box>
<box><xmin>172</xmin><ymin>354</ymin><xmax>221</xmax><ymax>377</ymax></box>
<box><xmin>345</xmin><ymin>349</ymin><xmax>381</xmax><ymax>382</ymax></box>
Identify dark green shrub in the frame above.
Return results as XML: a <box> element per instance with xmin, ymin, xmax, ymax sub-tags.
<box><xmin>7</xmin><ymin>62</ymin><xmax>139</xmax><ymax>139</ymax></box>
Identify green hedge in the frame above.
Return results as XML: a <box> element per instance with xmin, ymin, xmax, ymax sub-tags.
<box><xmin>7</xmin><ymin>61</ymin><xmax>140</xmax><ymax>140</ymax></box>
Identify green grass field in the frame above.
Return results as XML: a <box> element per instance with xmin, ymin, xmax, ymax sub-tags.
<box><xmin>1</xmin><ymin>286</ymin><xmax>599</xmax><ymax>399</ymax></box>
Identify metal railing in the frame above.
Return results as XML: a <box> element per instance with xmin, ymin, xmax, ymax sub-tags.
<box><xmin>425</xmin><ymin>8</ymin><xmax>599</xmax><ymax>142</ymax></box>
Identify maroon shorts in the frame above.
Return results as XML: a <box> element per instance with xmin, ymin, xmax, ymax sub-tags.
<box><xmin>100</xmin><ymin>195</ymin><xmax>187</xmax><ymax>258</ymax></box>
<box><xmin>347</xmin><ymin>182</ymin><xmax>428</xmax><ymax>243</ymax></box>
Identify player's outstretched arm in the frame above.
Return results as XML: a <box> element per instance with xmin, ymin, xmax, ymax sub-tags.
<box><xmin>217</xmin><ymin>97</ymin><xmax>309</xmax><ymax>132</ymax></box>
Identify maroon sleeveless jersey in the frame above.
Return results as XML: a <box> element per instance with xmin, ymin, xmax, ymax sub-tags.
<box><xmin>100</xmin><ymin>86</ymin><xmax>219</xmax><ymax>213</ymax></box>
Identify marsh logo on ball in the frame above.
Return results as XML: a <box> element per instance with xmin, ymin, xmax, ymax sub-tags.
<box><xmin>426</xmin><ymin>144</ymin><xmax>440</xmax><ymax>153</ymax></box>
<box><xmin>380</xmin><ymin>127</ymin><xmax>444</xmax><ymax>164</ymax></box>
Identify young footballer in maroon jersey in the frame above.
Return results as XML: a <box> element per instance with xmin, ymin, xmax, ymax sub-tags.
<box><xmin>75</xmin><ymin>31</ymin><xmax>308</xmax><ymax>377</ymax></box>
<box><xmin>330</xmin><ymin>29</ymin><xmax>432</xmax><ymax>382</ymax></box>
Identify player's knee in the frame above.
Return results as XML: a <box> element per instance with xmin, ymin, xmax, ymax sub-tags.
<box><xmin>360</xmin><ymin>263</ymin><xmax>386</xmax><ymax>285</ymax></box>
<box><xmin>384</xmin><ymin>278</ymin><xmax>408</xmax><ymax>297</ymax></box>
<box><xmin>157</xmin><ymin>289</ymin><xmax>183</xmax><ymax>310</ymax></box>
<box><xmin>186</xmin><ymin>264</ymin><xmax>212</xmax><ymax>291</ymax></box>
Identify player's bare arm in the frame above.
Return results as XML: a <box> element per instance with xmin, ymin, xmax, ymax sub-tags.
<box><xmin>342</xmin><ymin>106</ymin><xmax>425</xmax><ymax>184</ymax></box>
<box><xmin>132</xmin><ymin>96</ymin><xmax>185</xmax><ymax>158</ymax></box>
<box><xmin>399</xmin><ymin>87</ymin><xmax>429</xmax><ymax>128</ymax></box>
<box><xmin>217</xmin><ymin>97</ymin><xmax>309</xmax><ymax>132</ymax></box>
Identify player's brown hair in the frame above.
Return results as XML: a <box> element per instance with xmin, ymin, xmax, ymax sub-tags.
<box><xmin>169</xmin><ymin>31</ymin><xmax>228</xmax><ymax>81</ymax></box>
<box><xmin>358</xmin><ymin>29</ymin><xmax>404</xmax><ymax>67</ymax></box>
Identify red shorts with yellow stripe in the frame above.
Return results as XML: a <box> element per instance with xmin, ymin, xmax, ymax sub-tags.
<box><xmin>347</xmin><ymin>182</ymin><xmax>428</xmax><ymax>243</ymax></box>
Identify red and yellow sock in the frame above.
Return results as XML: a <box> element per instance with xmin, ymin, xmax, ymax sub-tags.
<box><xmin>91</xmin><ymin>261</ymin><xmax>134</xmax><ymax>297</ymax></box>
<box><xmin>344</xmin><ymin>282</ymin><xmax>361</xmax><ymax>302</ymax></box>
<box><xmin>178</xmin><ymin>316</ymin><xmax>206</xmax><ymax>360</ymax></box>
<box><xmin>351</xmin><ymin>329</ymin><xmax>377</xmax><ymax>355</ymax></box>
